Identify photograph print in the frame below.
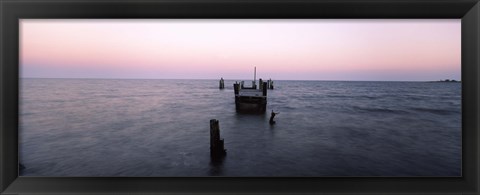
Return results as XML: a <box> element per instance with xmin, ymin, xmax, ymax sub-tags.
<box><xmin>19</xmin><ymin>19</ymin><xmax>461</xmax><ymax>176</ymax></box>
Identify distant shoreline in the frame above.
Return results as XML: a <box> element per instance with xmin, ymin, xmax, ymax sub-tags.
<box><xmin>428</xmin><ymin>79</ymin><xmax>461</xmax><ymax>83</ymax></box>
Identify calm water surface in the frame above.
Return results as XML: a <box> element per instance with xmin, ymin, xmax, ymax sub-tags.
<box><xmin>19</xmin><ymin>79</ymin><xmax>461</xmax><ymax>176</ymax></box>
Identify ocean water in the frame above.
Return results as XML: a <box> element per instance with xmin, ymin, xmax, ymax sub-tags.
<box><xmin>19</xmin><ymin>78</ymin><xmax>461</xmax><ymax>176</ymax></box>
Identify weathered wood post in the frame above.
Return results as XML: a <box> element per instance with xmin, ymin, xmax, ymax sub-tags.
<box><xmin>270</xmin><ymin>80</ymin><xmax>274</xmax><ymax>89</ymax></box>
<box><xmin>269</xmin><ymin>110</ymin><xmax>278</xmax><ymax>125</ymax></box>
<box><xmin>210</xmin><ymin>119</ymin><xmax>226</xmax><ymax>159</ymax></box>
<box><xmin>253</xmin><ymin>66</ymin><xmax>256</xmax><ymax>89</ymax></box>
<box><xmin>262</xmin><ymin>82</ymin><xmax>268</xmax><ymax>112</ymax></box>
<box><xmin>233</xmin><ymin>83</ymin><xmax>240</xmax><ymax>111</ymax></box>
<box><xmin>219</xmin><ymin>78</ymin><xmax>225</xmax><ymax>89</ymax></box>
<box><xmin>233</xmin><ymin>83</ymin><xmax>239</xmax><ymax>95</ymax></box>
<box><xmin>262</xmin><ymin>82</ymin><xmax>267</xmax><ymax>97</ymax></box>
<box><xmin>259</xmin><ymin>78</ymin><xmax>263</xmax><ymax>90</ymax></box>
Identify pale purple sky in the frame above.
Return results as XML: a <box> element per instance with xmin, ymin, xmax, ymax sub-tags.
<box><xmin>20</xmin><ymin>19</ymin><xmax>461</xmax><ymax>81</ymax></box>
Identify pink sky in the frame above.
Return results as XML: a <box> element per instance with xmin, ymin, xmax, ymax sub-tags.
<box><xmin>20</xmin><ymin>19</ymin><xmax>460</xmax><ymax>81</ymax></box>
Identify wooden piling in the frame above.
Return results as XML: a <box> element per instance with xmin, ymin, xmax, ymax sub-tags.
<box><xmin>254</xmin><ymin>66</ymin><xmax>256</xmax><ymax>85</ymax></box>
<box><xmin>219</xmin><ymin>78</ymin><xmax>225</xmax><ymax>89</ymax></box>
<box><xmin>269</xmin><ymin>110</ymin><xmax>278</xmax><ymax>125</ymax></box>
<box><xmin>210</xmin><ymin>119</ymin><xmax>226</xmax><ymax>158</ymax></box>
<box><xmin>233</xmin><ymin>83</ymin><xmax>239</xmax><ymax>95</ymax></box>
<box><xmin>233</xmin><ymin>83</ymin><xmax>240</xmax><ymax>111</ymax></box>
<box><xmin>262</xmin><ymin>82</ymin><xmax>267</xmax><ymax>96</ymax></box>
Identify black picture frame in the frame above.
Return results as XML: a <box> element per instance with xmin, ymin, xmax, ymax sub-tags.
<box><xmin>1</xmin><ymin>0</ymin><xmax>479</xmax><ymax>194</ymax></box>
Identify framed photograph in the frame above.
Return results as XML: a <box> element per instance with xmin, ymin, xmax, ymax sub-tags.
<box><xmin>1</xmin><ymin>0</ymin><xmax>479</xmax><ymax>194</ymax></box>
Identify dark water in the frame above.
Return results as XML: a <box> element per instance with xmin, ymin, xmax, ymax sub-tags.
<box><xmin>19</xmin><ymin>78</ymin><xmax>461</xmax><ymax>176</ymax></box>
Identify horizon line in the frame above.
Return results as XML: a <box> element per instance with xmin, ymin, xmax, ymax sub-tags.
<box><xmin>20</xmin><ymin>77</ymin><xmax>461</xmax><ymax>82</ymax></box>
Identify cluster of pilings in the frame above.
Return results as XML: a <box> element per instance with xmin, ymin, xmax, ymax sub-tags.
<box><xmin>234</xmin><ymin>81</ymin><xmax>267</xmax><ymax>96</ymax></box>
<box><xmin>236</xmin><ymin>80</ymin><xmax>256</xmax><ymax>89</ymax></box>
<box><xmin>210</xmin><ymin>119</ymin><xmax>226</xmax><ymax>159</ymax></box>
<box><xmin>220</xmin><ymin>78</ymin><xmax>273</xmax><ymax>90</ymax></box>
<box><xmin>267</xmin><ymin>78</ymin><xmax>274</xmax><ymax>89</ymax></box>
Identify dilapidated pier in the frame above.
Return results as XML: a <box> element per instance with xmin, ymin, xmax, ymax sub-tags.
<box><xmin>232</xmin><ymin>67</ymin><xmax>272</xmax><ymax>113</ymax></box>
<box><xmin>233</xmin><ymin>81</ymin><xmax>268</xmax><ymax>113</ymax></box>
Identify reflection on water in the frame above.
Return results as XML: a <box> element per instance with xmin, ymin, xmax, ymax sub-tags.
<box><xmin>209</xmin><ymin>155</ymin><xmax>226</xmax><ymax>176</ymax></box>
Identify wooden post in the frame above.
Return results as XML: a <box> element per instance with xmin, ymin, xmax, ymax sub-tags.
<box><xmin>259</xmin><ymin>78</ymin><xmax>263</xmax><ymax>90</ymax></box>
<box><xmin>254</xmin><ymin>66</ymin><xmax>256</xmax><ymax>85</ymax></box>
<box><xmin>269</xmin><ymin>110</ymin><xmax>278</xmax><ymax>125</ymax></box>
<box><xmin>233</xmin><ymin>83</ymin><xmax>239</xmax><ymax>95</ymax></box>
<box><xmin>219</xmin><ymin>78</ymin><xmax>224</xmax><ymax>89</ymax></box>
<box><xmin>262</xmin><ymin>82</ymin><xmax>267</xmax><ymax>96</ymax></box>
<box><xmin>233</xmin><ymin>83</ymin><xmax>240</xmax><ymax>111</ymax></box>
<box><xmin>210</xmin><ymin>119</ymin><xmax>219</xmax><ymax>153</ymax></box>
<box><xmin>210</xmin><ymin>119</ymin><xmax>226</xmax><ymax>159</ymax></box>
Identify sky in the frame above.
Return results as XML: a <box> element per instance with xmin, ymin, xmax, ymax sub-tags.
<box><xmin>20</xmin><ymin>19</ymin><xmax>461</xmax><ymax>81</ymax></box>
